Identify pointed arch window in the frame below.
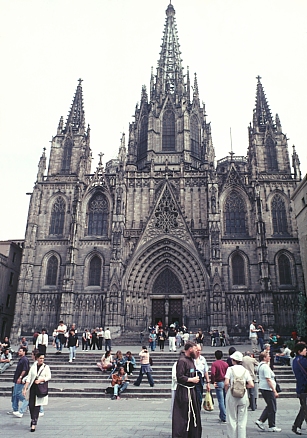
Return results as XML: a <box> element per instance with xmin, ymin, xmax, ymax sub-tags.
<box><xmin>46</xmin><ymin>255</ymin><xmax>58</xmax><ymax>285</ymax></box>
<box><xmin>278</xmin><ymin>254</ymin><xmax>292</xmax><ymax>285</ymax></box>
<box><xmin>49</xmin><ymin>196</ymin><xmax>65</xmax><ymax>235</ymax></box>
<box><xmin>190</xmin><ymin>115</ymin><xmax>200</xmax><ymax>157</ymax></box>
<box><xmin>266</xmin><ymin>136</ymin><xmax>278</xmax><ymax>171</ymax></box>
<box><xmin>224</xmin><ymin>192</ymin><xmax>247</xmax><ymax>236</ymax></box>
<box><xmin>87</xmin><ymin>192</ymin><xmax>109</xmax><ymax>236</ymax></box>
<box><xmin>61</xmin><ymin>138</ymin><xmax>73</xmax><ymax>173</ymax></box>
<box><xmin>162</xmin><ymin>110</ymin><xmax>175</xmax><ymax>151</ymax></box>
<box><xmin>88</xmin><ymin>256</ymin><xmax>102</xmax><ymax>286</ymax></box>
<box><xmin>232</xmin><ymin>253</ymin><xmax>245</xmax><ymax>285</ymax></box>
<box><xmin>272</xmin><ymin>195</ymin><xmax>288</xmax><ymax>235</ymax></box>
<box><xmin>138</xmin><ymin>116</ymin><xmax>148</xmax><ymax>160</ymax></box>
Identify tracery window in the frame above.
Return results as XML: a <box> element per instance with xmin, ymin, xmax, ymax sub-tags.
<box><xmin>162</xmin><ymin>110</ymin><xmax>175</xmax><ymax>151</ymax></box>
<box><xmin>272</xmin><ymin>195</ymin><xmax>288</xmax><ymax>235</ymax></box>
<box><xmin>224</xmin><ymin>192</ymin><xmax>247</xmax><ymax>236</ymax></box>
<box><xmin>190</xmin><ymin>115</ymin><xmax>200</xmax><ymax>157</ymax></box>
<box><xmin>155</xmin><ymin>186</ymin><xmax>178</xmax><ymax>232</ymax></box>
<box><xmin>138</xmin><ymin>116</ymin><xmax>148</xmax><ymax>160</ymax></box>
<box><xmin>87</xmin><ymin>193</ymin><xmax>109</xmax><ymax>236</ymax></box>
<box><xmin>61</xmin><ymin>138</ymin><xmax>73</xmax><ymax>173</ymax></box>
<box><xmin>266</xmin><ymin>136</ymin><xmax>278</xmax><ymax>171</ymax></box>
<box><xmin>232</xmin><ymin>254</ymin><xmax>245</xmax><ymax>285</ymax></box>
<box><xmin>88</xmin><ymin>256</ymin><xmax>102</xmax><ymax>286</ymax></box>
<box><xmin>278</xmin><ymin>254</ymin><xmax>292</xmax><ymax>285</ymax></box>
<box><xmin>46</xmin><ymin>255</ymin><xmax>58</xmax><ymax>285</ymax></box>
<box><xmin>49</xmin><ymin>196</ymin><xmax>65</xmax><ymax>235</ymax></box>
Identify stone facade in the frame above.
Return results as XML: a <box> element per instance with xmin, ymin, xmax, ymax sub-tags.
<box><xmin>0</xmin><ymin>241</ymin><xmax>23</xmax><ymax>338</ymax></box>
<box><xmin>291</xmin><ymin>174</ymin><xmax>307</xmax><ymax>295</ymax></box>
<box><xmin>11</xmin><ymin>3</ymin><xmax>304</xmax><ymax>339</ymax></box>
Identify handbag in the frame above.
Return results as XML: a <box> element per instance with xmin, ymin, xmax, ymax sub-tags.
<box><xmin>203</xmin><ymin>391</ymin><xmax>214</xmax><ymax>411</ymax></box>
<box><xmin>34</xmin><ymin>364</ymin><xmax>48</xmax><ymax>397</ymax></box>
<box><xmin>275</xmin><ymin>379</ymin><xmax>282</xmax><ymax>393</ymax></box>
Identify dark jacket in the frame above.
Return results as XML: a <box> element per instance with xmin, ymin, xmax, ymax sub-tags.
<box><xmin>292</xmin><ymin>355</ymin><xmax>307</xmax><ymax>394</ymax></box>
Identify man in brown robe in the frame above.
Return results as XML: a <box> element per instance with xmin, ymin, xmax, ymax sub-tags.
<box><xmin>172</xmin><ymin>341</ymin><xmax>202</xmax><ymax>438</ymax></box>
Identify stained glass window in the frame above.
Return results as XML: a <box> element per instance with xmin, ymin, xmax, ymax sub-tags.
<box><xmin>278</xmin><ymin>254</ymin><xmax>292</xmax><ymax>285</ymax></box>
<box><xmin>224</xmin><ymin>192</ymin><xmax>247</xmax><ymax>236</ymax></box>
<box><xmin>61</xmin><ymin>138</ymin><xmax>73</xmax><ymax>173</ymax></box>
<box><xmin>162</xmin><ymin>110</ymin><xmax>175</xmax><ymax>151</ymax></box>
<box><xmin>89</xmin><ymin>256</ymin><xmax>101</xmax><ymax>286</ymax></box>
<box><xmin>49</xmin><ymin>196</ymin><xmax>65</xmax><ymax>235</ymax></box>
<box><xmin>232</xmin><ymin>254</ymin><xmax>245</xmax><ymax>285</ymax></box>
<box><xmin>46</xmin><ymin>255</ymin><xmax>58</xmax><ymax>285</ymax></box>
<box><xmin>272</xmin><ymin>195</ymin><xmax>288</xmax><ymax>235</ymax></box>
<box><xmin>190</xmin><ymin>115</ymin><xmax>200</xmax><ymax>157</ymax></box>
<box><xmin>87</xmin><ymin>193</ymin><xmax>109</xmax><ymax>236</ymax></box>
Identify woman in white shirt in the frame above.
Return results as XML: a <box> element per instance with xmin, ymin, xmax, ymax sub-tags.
<box><xmin>255</xmin><ymin>350</ymin><xmax>281</xmax><ymax>432</ymax></box>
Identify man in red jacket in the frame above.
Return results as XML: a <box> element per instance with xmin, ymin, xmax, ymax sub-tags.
<box><xmin>210</xmin><ymin>350</ymin><xmax>229</xmax><ymax>423</ymax></box>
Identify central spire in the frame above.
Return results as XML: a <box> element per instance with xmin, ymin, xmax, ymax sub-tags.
<box><xmin>64</xmin><ymin>79</ymin><xmax>85</xmax><ymax>134</ymax></box>
<box><xmin>155</xmin><ymin>3</ymin><xmax>185</xmax><ymax>98</ymax></box>
<box><xmin>254</xmin><ymin>76</ymin><xmax>273</xmax><ymax>129</ymax></box>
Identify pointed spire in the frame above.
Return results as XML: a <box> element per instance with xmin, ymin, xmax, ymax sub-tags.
<box><xmin>141</xmin><ymin>84</ymin><xmax>148</xmax><ymax>102</ymax></box>
<box><xmin>64</xmin><ymin>79</ymin><xmax>85</xmax><ymax>134</ymax></box>
<box><xmin>155</xmin><ymin>2</ymin><xmax>184</xmax><ymax>97</ymax></box>
<box><xmin>57</xmin><ymin>116</ymin><xmax>63</xmax><ymax>134</ymax></box>
<box><xmin>292</xmin><ymin>144</ymin><xmax>301</xmax><ymax>180</ymax></box>
<box><xmin>37</xmin><ymin>147</ymin><xmax>46</xmax><ymax>182</ymax></box>
<box><xmin>193</xmin><ymin>73</ymin><xmax>199</xmax><ymax>98</ymax></box>
<box><xmin>254</xmin><ymin>76</ymin><xmax>273</xmax><ymax>129</ymax></box>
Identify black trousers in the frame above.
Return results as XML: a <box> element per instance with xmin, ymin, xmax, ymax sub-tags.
<box><xmin>29</xmin><ymin>386</ymin><xmax>40</xmax><ymax>426</ymax></box>
<box><xmin>294</xmin><ymin>393</ymin><xmax>307</xmax><ymax>429</ymax></box>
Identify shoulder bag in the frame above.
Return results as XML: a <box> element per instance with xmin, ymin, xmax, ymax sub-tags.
<box><xmin>34</xmin><ymin>364</ymin><xmax>48</xmax><ymax>397</ymax></box>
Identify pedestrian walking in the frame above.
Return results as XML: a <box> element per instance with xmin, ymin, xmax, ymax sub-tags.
<box><xmin>255</xmin><ymin>350</ymin><xmax>281</xmax><ymax>432</ymax></box>
<box><xmin>23</xmin><ymin>352</ymin><xmax>51</xmax><ymax>432</ymax></box>
<box><xmin>291</xmin><ymin>342</ymin><xmax>307</xmax><ymax>435</ymax></box>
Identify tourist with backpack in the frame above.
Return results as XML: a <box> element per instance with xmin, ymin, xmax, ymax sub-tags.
<box><xmin>224</xmin><ymin>351</ymin><xmax>254</xmax><ymax>438</ymax></box>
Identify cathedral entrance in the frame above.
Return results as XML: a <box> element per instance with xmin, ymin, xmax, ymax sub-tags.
<box><xmin>151</xmin><ymin>268</ymin><xmax>183</xmax><ymax>326</ymax></box>
<box><xmin>152</xmin><ymin>298</ymin><xmax>182</xmax><ymax>327</ymax></box>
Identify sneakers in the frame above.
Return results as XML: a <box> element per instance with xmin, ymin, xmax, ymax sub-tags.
<box><xmin>255</xmin><ymin>420</ymin><xmax>265</xmax><ymax>431</ymax></box>
<box><xmin>13</xmin><ymin>411</ymin><xmax>23</xmax><ymax>418</ymax></box>
<box><xmin>292</xmin><ymin>426</ymin><xmax>302</xmax><ymax>435</ymax></box>
<box><xmin>7</xmin><ymin>411</ymin><xmax>13</xmax><ymax>415</ymax></box>
<box><xmin>218</xmin><ymin>419</ymin><xmax>227</xmax><ymax>424</ymax></box>
<box><xmin>268</xmin><ymin>427</ymin><xmax>282</xmax><ymax>432</ymax></box>
<box><xmin>39</xmin><ymin>412</ymin><xmax>44</xmax><ymax>417</ymax></box>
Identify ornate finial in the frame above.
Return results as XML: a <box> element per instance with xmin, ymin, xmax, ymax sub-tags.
<box><xmin>78</xmin><ymin>78</ymin><xmax>83</xmax><ymax>86</ymax></box>
<box><xmin>98</xmin><ymin>152</ymin><xmax>104</xmax><ymax>165</ymax></box>
<box><xmin>256</xmin><ymin>75</ymin><xmax>262</xmax><ymax>83</ymax></box>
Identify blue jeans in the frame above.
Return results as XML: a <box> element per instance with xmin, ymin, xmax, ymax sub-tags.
<box><xmin>150</xmin><ymin>341</ymin><xmax>156</xmax><ymax>351</ymax></box>
<box><xmin>248</xmin><ymin>384</ymin><xmax>256</xmax><ymax>410</ymax></box>
<box><xmin>12</xmin><ymin>383</ymin><xmax>28</xmax><ymax>414</ymax></box>
<box><xmin>215</xmin><ymin>381</ymin><xmax>226</xmax><ymax>421</ymax></box>
<box><xmin>69</xmin><ymin>346</ymin><xmax>76</xmax><ymax>361</ymax></box>
<box><xmin>114</xmin><ymin>381</ymin><xmax>129</xmax><ymax>396</ymax></box>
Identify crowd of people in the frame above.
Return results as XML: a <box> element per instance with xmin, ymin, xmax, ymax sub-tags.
<box><xmin>1</xmin><ymin>319</ymin><xmax>307</xmax><ymax>435</ymax></box>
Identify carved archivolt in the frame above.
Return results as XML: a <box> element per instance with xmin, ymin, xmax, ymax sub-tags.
<box><xmin>124</xmin><ymin>238</ymin><xmax>209</xmax><ymax>298</ymax></box>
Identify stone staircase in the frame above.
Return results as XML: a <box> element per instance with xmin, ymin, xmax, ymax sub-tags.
<box><xmin>0</xmin><ymin>349</ymin><xmax>296</xmax><ymax>399</ymax></box>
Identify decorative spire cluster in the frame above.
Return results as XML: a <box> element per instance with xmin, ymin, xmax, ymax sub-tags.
<box><xmin>64</xmin><ymin>79</ymin><xmax>85</xmax><ymax>133</ymax></box>
<box><xmin>254</xmin><ymin>76</ymin><xmax>274</xmax><ymax>129</ymax></box>
<box><xmin>153</xmin><ymin>3</ymin><xmax>185</xmax><ymax>99</ymax></box>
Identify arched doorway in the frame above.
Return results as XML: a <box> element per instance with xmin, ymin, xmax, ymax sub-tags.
<box><xmin>151</xmin><ymin>268</ymin><xmax>182</xmax><ymax>326</ymax></box>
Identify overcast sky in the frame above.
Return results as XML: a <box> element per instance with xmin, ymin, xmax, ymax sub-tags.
<box><xmin>0</xmin><ymin>0</ymin><xmax>306</xmax><ymax>240</ymax></box>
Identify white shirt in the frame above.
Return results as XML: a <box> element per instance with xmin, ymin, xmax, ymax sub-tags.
<box><xmin>36</xmin><ymin>333</ymin><xmax>48</xmax><ymax>347</ymax></box>
<box><xmin>104</xmin><ymin>329</ymin><xmax>111</xmax><ymax>340</ymax></box>
<box><xmin>57</xmin><ymin>324</ymin><xmax>67</xmax><ymax>334</ymax></box>
<box><xmin>249</xmin><ymin>323</ymin><xmax>258</xmax><ymax>339</ymax></box>
<box><xmin>194</xmin><ymin>355</ymin><xmax>208</xmax><ymax>377</ymax></box>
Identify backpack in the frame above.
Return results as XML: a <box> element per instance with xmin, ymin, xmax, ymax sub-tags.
<box><xmin>231</xmin><ymin>367</ymin><xmax>246</xmax><ymax>398</ymax></box>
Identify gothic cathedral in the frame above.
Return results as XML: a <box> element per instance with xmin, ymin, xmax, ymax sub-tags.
<box><xmin>12</xmin><ymin>3</ymin><xmax>304</xmax><ymax>338</ymax></box>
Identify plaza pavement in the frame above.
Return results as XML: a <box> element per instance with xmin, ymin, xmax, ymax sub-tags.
<box><xmin>0</xmin><ymin>343</ymin><xmax>301</xmax><ymax>437</ymax></box>
<box><xmin>0</xmin><ymin>395</ymin><xmax>303</xmax><ymax>437</ymax></box>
